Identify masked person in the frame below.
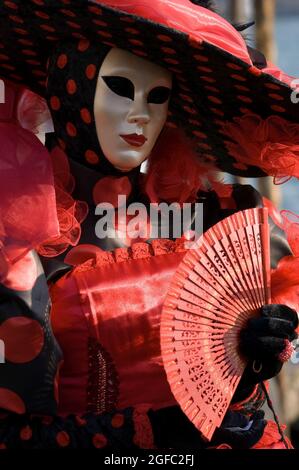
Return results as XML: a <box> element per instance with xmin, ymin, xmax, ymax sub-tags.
<box><xmin>0</xmin><ymin>0</ymin><xmax>298</xmax><ymax>449</ymax></box>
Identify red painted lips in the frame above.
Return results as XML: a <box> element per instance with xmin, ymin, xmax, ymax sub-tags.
<box><xmin>120</xmin><ymin>133</ymin><xmax>147</xmax><ymax>147</ymax></box>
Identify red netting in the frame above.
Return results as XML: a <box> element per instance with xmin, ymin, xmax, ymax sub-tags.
<box><xmin>222</xmin><ymin>114</ymin><xmax>299</xmax><ymax>183</ymax></box>
<box><xmin>0</xmin><ymin>122</ymin><xmax>59</xmax><ymax>280</ymax></box>
<box><xmin>37</xmin><ymin>146</ymin><xmax>89</xmax><ymax>258</ymax></box>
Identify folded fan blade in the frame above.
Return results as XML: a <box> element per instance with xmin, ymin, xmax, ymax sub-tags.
<box><xmin>160</xmin><ymin>208</ymin><xmax>271</xmax><ymax>441</ymax></box>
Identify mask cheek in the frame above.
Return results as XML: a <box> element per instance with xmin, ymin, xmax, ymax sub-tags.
<box><xmin>150</xmin><ymin>105</ymin><xmax>169</xmax><ymax>140</ymax></box>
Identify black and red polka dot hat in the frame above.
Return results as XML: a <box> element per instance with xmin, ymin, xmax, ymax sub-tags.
<box><xmin>1</xmin><ymin>0</ymin><xmax>299</xmax><ymax>179</ymax></box>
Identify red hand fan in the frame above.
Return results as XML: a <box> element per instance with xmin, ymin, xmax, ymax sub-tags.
<box><xmin>160</xmin><ymin>208</ymin><xmax>271</xmax><ymax>441</ymax></box>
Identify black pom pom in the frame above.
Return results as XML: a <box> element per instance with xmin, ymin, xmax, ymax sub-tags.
<box><xmin>189</xmin><ymin>0</ymin><xmax>216</xmax><ymax>11</ymax></box>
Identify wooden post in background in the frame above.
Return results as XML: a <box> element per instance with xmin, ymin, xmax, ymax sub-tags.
<box><xmin>229</xmin><ymin>0</ymin><xmax>247</xmax><ymax>186</ymax></box>
<box><xmin>229</xmin><ymin>0</ymin><xmax>247</xmax><ymax>23</ymax></box>
<box><xmin>255</xmin><ymin>0</ymin><xmax>287</xmax><ymax>429</ymax></box>
<box><xmin>255</xmin><ymin>0</ymin><xmax>277</xmax><ymax>62</ymax></box>
<box><xmin>254</xmin><ymin>0</ymin><xmax>281</xmax><ymax>206</ymax></box>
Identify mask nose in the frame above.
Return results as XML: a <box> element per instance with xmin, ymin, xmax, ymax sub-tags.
<box><xmin>127</xmin><ymin>93</ymin><xmax>150</xmax><ymax>126</ymax></box>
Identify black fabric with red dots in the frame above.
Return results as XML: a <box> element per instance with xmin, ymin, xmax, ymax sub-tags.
<box><xmin>0</xmin><ymin>252</ymin><xmax>62</xmax><ymax>416</ymax></box>
<box><xmin>0</xmin><ymin>0</ymin><xmax>298</xmax><ymax>177</ymax></box>
<box><xmin>0</xmin><ymin>407</ymin><xmax>137</xmax><ymax>449</ymax></box>
<box><xmin>46</xmin><ymin>39</ymin><xmax>124</xmax><ymax>175</ymax></box>
<box><xmin>0</xmin><ymin>184</ymin><xmax>293</xmax><ymax>449</ymax></box>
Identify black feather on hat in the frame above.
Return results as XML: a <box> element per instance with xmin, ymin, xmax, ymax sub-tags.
<box><xmin>189</xmin><ymin>0</ymin><xmax>216</xmax><ymax>10</ymax></box>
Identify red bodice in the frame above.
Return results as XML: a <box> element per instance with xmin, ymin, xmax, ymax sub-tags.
<box><xmin>50</xmin><ymin>240</ymin><xmax>186</xmax><ymax>416</ymax></box>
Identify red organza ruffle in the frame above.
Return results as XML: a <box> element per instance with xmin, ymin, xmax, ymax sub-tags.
<box><xmin>271</xmin><ymin>256</ymin><xmax>299</xmax><ymax>313</ymax></box>
<box><xmin>38</xmin><ymin>146</ymin><xmax>89</xmax><ymax>258</ymax></box>
<box><xmin>144</xmin><ymin>127</ymin><xmax>217</xmax><ymax>204</ymax></box>
<box><xmin>252</xmin><ymin>421</ymin><xmax>292</xmax><ymax>449</ymax></box>
<box><xmin>263</xmin><ymin>198</ymin><xmax>299</xmax><ymax>313</ymax></box>
<box><xmin>280</xmin><ymin>210</ymin><xmax>299</xmax><ymax>257</ymax></box>
<box><xmin>73</xmin><ymin>238</ymin><xmax>186</xmax><ymax>274</ymax></box>
<box><xmin>222</xmin><ymin>114</ymin><xmax>299</xmax><ymax>183</ymax></box>
<box><xmin>0</xmin><ymin>78</ymin><xmax>87</xmax><ymax>267</ymax></box>
<box><xmin>16</xmin><ymin>88</ymin><xmax>53</xmax><ymax>135</ymax></box>
<box><xmin>0</xmin><ymin>122</ymin><xmax>59</xmax><ymax>281</ymax></box>
<box><xmin>264</xmin><ymin>197</ymin><xmax>299</xmax><ymax>257</ymax></box>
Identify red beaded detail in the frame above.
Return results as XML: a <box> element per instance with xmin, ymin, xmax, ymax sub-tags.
<box><xmin>133</xmin><ymin>405</ymin><xmax>155</xmax><ymax>449</ymax></box>
<box><xmin>278</xmin><ymin>340</ymin><xmax>294</xmax><ymax>363</ymax></box>
<box><xmin>86</xmin><ymin>337</ymin><xmax>119</xmax><ymax>414</ymax></box>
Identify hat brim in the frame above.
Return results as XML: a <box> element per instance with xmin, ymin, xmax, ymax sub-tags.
<box><xmin>0</xmin><ymin>0</ymin><xmax>298</xmax><ymax>177</ymax></box>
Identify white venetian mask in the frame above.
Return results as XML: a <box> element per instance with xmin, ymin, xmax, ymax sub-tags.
<box><xmin>94</xmin><ymin>48</ymin><xmax>172</xmax><ymax>172</ymax></box>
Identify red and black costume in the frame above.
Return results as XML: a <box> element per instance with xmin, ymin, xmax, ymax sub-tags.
<box><xmin>0</xmin><ymin>0</ymin><xmax>298</xmax><ymax>449</ymax></box>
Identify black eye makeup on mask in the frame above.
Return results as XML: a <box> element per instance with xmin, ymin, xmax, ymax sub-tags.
<box><xmin>102</xmin><ymin>76</ymin><xmax>171</xmax><ymax>104</ymax></box>
<box><xmin>147</xmin><ymin>86</ymin><xmax>171</xmax><ymax>104</ymax></box>
<box><xmin>101</xmin><ymin>76</ymin><xmax>135</xmax><ymax>100</ymax></box>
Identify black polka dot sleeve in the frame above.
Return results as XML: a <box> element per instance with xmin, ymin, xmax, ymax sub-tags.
<box><xmin>0</xmin><ymin>251</ymin><xmax>62</xmax><ymax>415</ymax></box>
<box><xmin>0</xmin><ymin>250</ymin><xmax>155</xmax><ymax>449</ymax></box>
<box><xmin>0</xmin><ymin>408</ymin><xmax>141</xmax><ymax>449</ymax></box>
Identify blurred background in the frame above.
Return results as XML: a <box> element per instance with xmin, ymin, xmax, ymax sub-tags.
<box><xmin>218</xmin><ymin>0</ymin><xmax>299</xmax><ymax>447</ymax></box>
<box><xmin>218</xmin><ymin>0</ymin><xmax>298</xmax><ymax>214</ymax></box>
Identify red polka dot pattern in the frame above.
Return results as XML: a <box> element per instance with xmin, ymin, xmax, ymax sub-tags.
<box><xmin>85</xmin><ymin>149</ymin><xmax>99</xmax><ymax>165</ymax></box>
<box><xmin>78</xmin><ymin>39</ymin><xmax>90</xmax><ymax>51</ymax></box>
<box><xmin>20</xmin><ymin>425</ymin><xmax>32</xmax><ymax>441</ymax></box>
<box><xmin>197</xmin><ymin>65</ymin><xmax>213</xmax><ymax>73</ymax></box>
<box><xmin>226</xmin><ymin>62</ymin><xmax>242</xmax><ymax>70</ymax></box>
<box><xmin>4</xmin><ymin>1</ymin><xmax>18</xmax><ymax>10</ymax></box>
<box><xmin>230</xmin><ymin>73</ymin><xmax>247</xmax><ymax>82</ymax></box>
<box><xmin>265</xmin><ymin>83</ymin><xmax>281</xmax><ymax>90</ymax></box>
<box><xmin>66</xmin><ymin>79</ymin><xmax>77</xmax><ymax>94</ymax></box>
<box><xmin>60</xmin><ymin>8</ymin><xmax>76</xmax><ymax>18</ymax></box>
<box><xmin>92</xmin><ymin>433</ymin><xmax>108</xmax><ymax>448</ymax></box>
<box><xmin>57</xmin><ymin>54</ymin><xmax>68</xmax><ymax>69</ymax></box>
<box><xmin>157</xmin><ymin>34</ymin><xmax>172</xmax><ymax>42</ymax></box>
<box><xmin>269</xmin><ymin>93</ymin><xmax>284</xmax><ymax>101</ymax></box>
<box><xmin>40</xmin><ymin>24</ymin><xmax>55</xmax><ymax>33</ymax></box>
<box><xmin>237</xmin><ymin>95</ymin><xmax>253</xmax><ymax>103</ymax></box>
<box><xmin>111</xmin><ymin>413</ymin><xmax>125</xmax><ymax>428</ymax></box>
<box><xmin>194</xmin><ymin>54</ymin><xmax>209</xmax><ymax>62</ymax></box>
<box><xmin>234</xmin><ymin>84</ymin><xmax>250</xmax><ymax>92</ymax></box>
<box><xmin>85</xmin><ymin>64</ymin><xmax>97</xmax><ymax>80</ymax></box>
<box><xmin>93</xmin><ymin>19</ymin><xmax>108</xmax><ymax>27</ymax></box>
<box><xmin>56</xmin><ymin>431</ymin><xmax>70</xmax><ymax>447</ymax></box>
<box><xmin>0</xmin><ymin>389</ymin><xmax>26</xmax><ymax>414</ymax></box>
<box><xmin>66</xmin><ymin>122</ymin><xmax>77</xmax><ymax>137</ymax></box>
<box><xmin>80</xmin><ymin>108</ymin><xmax>92</xmax><ymax>124</ymax></box>
<box><xmin>35</xmin><ymin>11</ymin><xmax>50</xmax><ymax>20</ymax></box>
<box><xmin>0</xmin><ymin>317</ymin><xmax>44</xmax><ymax>363</ymax></box>
<box><xmin>50</xmin><ymin>96</ymin><xmax>61</xmax><ymax>111</ymax></box>
<box><xmin>207</xmin><ymin>95</ymin><xmax>222</xmax><ymax>105</ymax></box>
<box><xmin>271</xmin><ymin>105</ymin><xmax>286</xmax><ymax>113</ymax></box>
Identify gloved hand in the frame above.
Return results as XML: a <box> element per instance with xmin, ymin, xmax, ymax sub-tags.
<box><xmin>212</xmin><ymin>410</ymin><xmax>266</xmax><ymax>449</ymax></box>
<box><xmin>237</xmin><ymin>304</ymin><xmax>298</xmax><ymax>390</ymax></box>
<box><xmin>148</xmin><ymin>406</ymin><xmax>266</xmax><ymax>449</ymax></box>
